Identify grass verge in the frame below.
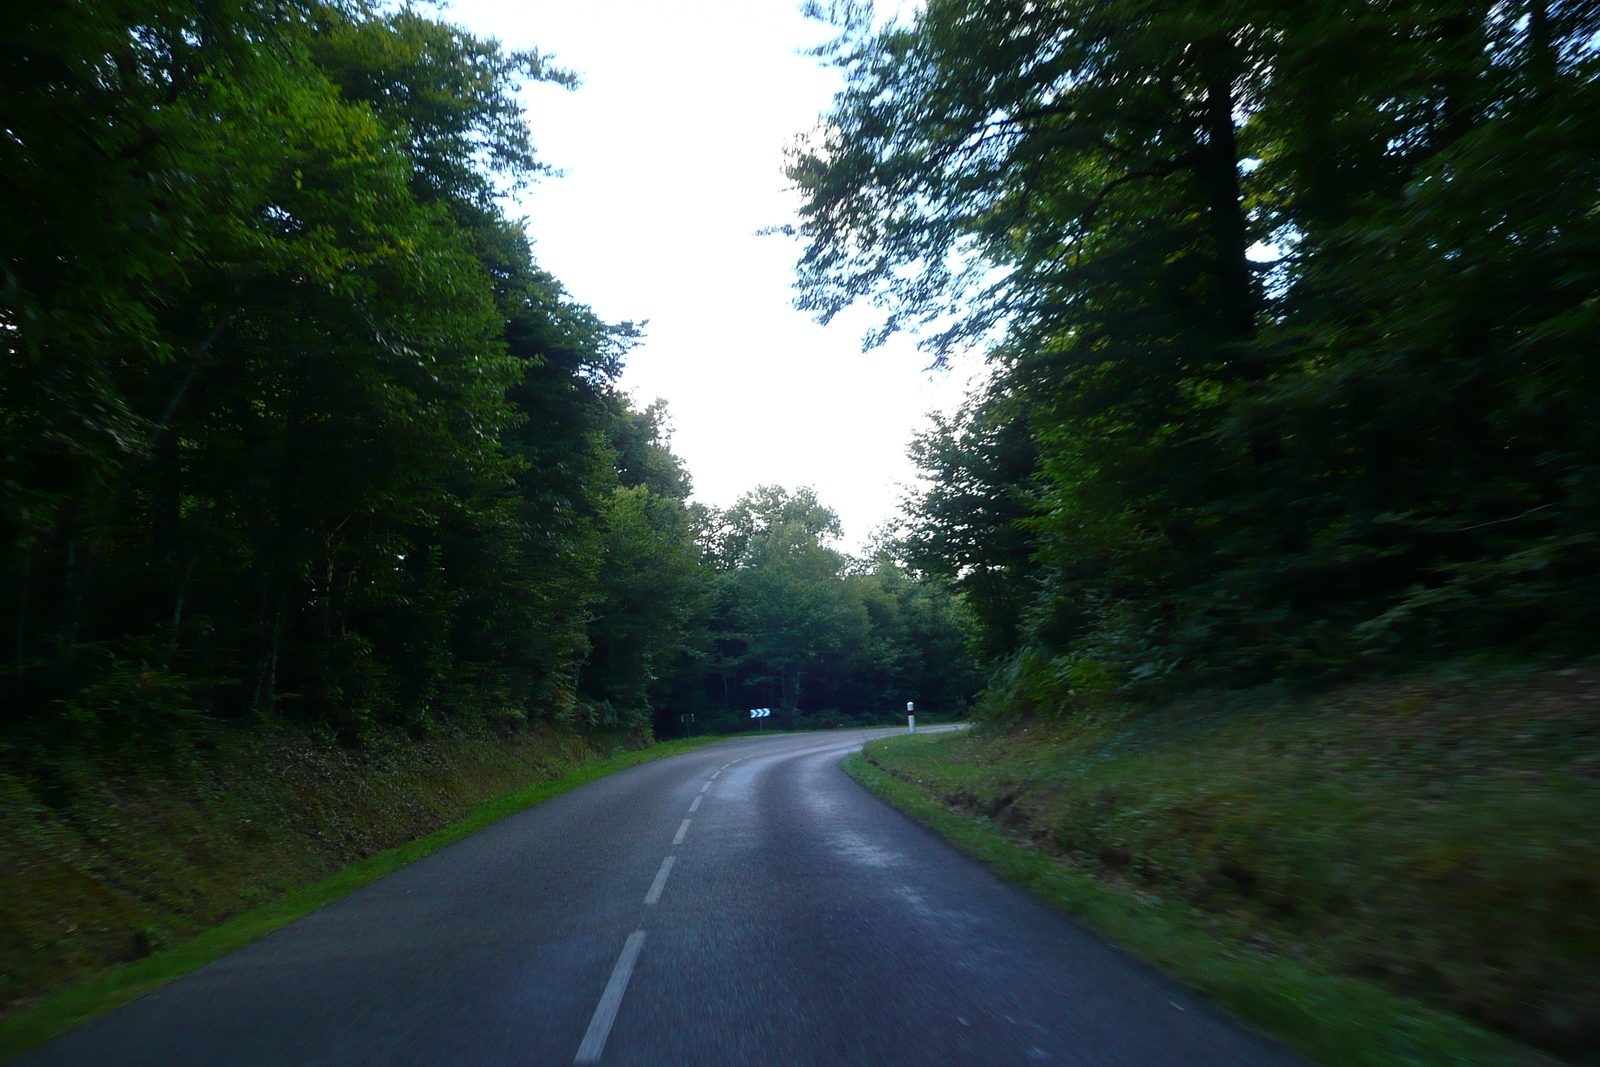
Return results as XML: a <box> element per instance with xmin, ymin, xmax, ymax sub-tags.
<box><xmin>845</xmin><ymin>739</ymin><xmax>1554</xmax><ymax>1067</ymax></box>
<box><xmin>0</xmin><ymin>734</ymin><xmax>725</xmax><ymax>1063</ymax></box>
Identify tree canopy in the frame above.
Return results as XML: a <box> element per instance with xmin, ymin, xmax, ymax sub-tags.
<box><xmin>1</xmin><ymin>0</ymin><xmax>980</xmax><ymax>745</ymax></box>
<box><xmin>792</xmin><ymin>0</ymin><xmax>1600</xmax><ymax>703</ymax></box>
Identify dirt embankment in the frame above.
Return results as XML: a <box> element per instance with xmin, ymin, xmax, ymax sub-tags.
<box><xmin>1</xmin><ymin>721</ymin><xmax>616</xmax><ymax>1023</ymax></box>
<box><xmin>867</xmin><ymin>666</ymin><xmax>1600</xmax><ymax>1063</ymax></box>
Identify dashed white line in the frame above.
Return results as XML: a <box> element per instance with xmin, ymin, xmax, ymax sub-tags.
<box><xmin>573</xmin><ymin>930</ymin><xmax>646</xmax><ymax>1064</ymax></box>
<box><xmin>643</xmin><ymin>856</ymin><xmax>675</xmax><ymax>905</ymax></box>
<box><xmin>573</xmin><ymin>756</ymin><xmax>749</xmax><ymax>1062</ymax></box>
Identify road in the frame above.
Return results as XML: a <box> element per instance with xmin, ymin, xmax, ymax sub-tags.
<box><xmin>22</xmin><ymin>728</ymin><xmax>1308</xmax><ymax>1066</ymax></box>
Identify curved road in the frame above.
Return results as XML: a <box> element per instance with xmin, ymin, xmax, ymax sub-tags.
<box><xmin>23</xmin><ymin>729</ymin><xmax>1307</xmax><ymax>1066</ymax></box>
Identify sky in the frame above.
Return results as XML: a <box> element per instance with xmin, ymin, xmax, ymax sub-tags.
<box><xmin>439</xmin><ymin>0</ymin><xmax>979</xmax><ymax>550</ymax></box>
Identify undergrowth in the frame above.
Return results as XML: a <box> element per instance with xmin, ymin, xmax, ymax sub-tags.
<box><xmin>850</xmin><ymin>663</ymin><xmax>1599</xmax><ymax>1066</ymax></box>
<box><xmin>0</xmin><ymin>718</ymin><xmax>714</xmax><ymax>1058</ymax></box>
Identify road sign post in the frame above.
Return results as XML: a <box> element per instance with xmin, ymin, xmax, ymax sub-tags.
<box><xmin>907</xmin><ymin>701</ymin><xmax>915</xmax><ymax>734</ymax></box>
<box><xmin>749</xmin><ymin>707</ymin><xmax>771</xmax><ymax>732</ymax></box>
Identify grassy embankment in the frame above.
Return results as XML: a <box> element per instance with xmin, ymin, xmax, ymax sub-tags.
<box><xmin>1</xmin><ymin>721</ymin><xmax>728</xmax><ymax>1061</ymax></box>
<box><xmin>848</xmin><ymin>664</ymin><xmax>1598</xmax><ymax>1067</ymax></box>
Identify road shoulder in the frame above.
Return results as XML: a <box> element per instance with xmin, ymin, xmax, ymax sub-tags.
<box><xmin>0</xmin><ymin>735</ymin><xmax>731</xmax><ymax>1064</ymax></box>
<box><xmin>844</xmin><ymin>737</ymin><xmax>1551</xmax><ymax>1067</ymax></box>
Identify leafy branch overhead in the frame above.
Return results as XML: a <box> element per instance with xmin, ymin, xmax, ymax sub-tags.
<box><xmin>792</xmin><ymin>0</ymin><xmax>1600</xmax><ymax>689</ymax></box>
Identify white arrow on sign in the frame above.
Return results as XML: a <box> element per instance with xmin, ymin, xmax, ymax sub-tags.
<box><xmin>748</xmin><ymin>708</ymin><xmax>772</xmax><ymax>718</ymax></box>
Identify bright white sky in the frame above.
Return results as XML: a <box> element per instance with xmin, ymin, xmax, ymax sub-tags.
<box><xmin>439</xmin><ymin>0</ymin><xmax>978</xmax><ymax>550</ymax></box>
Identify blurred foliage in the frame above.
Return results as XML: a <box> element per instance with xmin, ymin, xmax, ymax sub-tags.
<box><xmin>670</xmin><ymin>485</ymin><xmax>982</xmax><ymax>735</ymax></box>
<box><xmin>792</xmin><ymin>0</ymin><xmax>1600</xmax><ymax>700</ymax></box>
<box><xmin>0</xmin><ymin>0</ymin><xmax>625</xmax><ymax>742</ymax></box>
<box><xmin>0</xmin><ymin>0</ymin><xmax>982</xmax><ymax>750</ymax></box>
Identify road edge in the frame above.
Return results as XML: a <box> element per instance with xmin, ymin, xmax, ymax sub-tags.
<box><xmin>843</xmin><ymin>741</ymin><xmax>1546</xmax><ymax>1067</ymax></box>
<box><xmin>0</xmin><ymin>734</ymin><xmax>733</xmax><ymax>1063</ymax></box>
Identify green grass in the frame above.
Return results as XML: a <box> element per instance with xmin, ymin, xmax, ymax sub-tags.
<box><xmin>847</xmin><ymin>729</ymin><xmax>1563</xmax><ymax>1067</ymax></box>
<box><xmin>0</xmin><ymin>734</ymin><xmax>728</xmax><ymax>1063</ymax></box>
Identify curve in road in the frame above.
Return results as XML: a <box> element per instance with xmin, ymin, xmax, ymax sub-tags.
<box><xmin>21</xmin><ymin>728</ymin><xmax>1309</xmax><ymax>1066</ymax></box>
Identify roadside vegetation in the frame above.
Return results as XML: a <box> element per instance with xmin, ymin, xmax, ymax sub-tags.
<box><xmin>0</xmin><ymin>726</ymin><xmax>726</xmax><ymax>1059</ymax></box>
<box><xmin>1</xmin><ymin>0</ymin><xmax>972</xmax><ymax>1041</ymax></box>
<box><xmin>0</xmin><ymin>1</ymin><xmax>975</xmax><ymax>749</ymax></box>
<box><xmin>8</xmin><ymin>0</ymin><xmax>1600</xmax><ymax>1061</ymax></box>
<box><xmin>853</xmin><ymin>663</ymin><xmax>1598</xmax><ymax>1065</ymax></box>
<box><xmin>795</xmin><ymin>0</ymin><xmax>1600</xmax><ymax>698</ymax></box>
<box><xmin>794</xmin><ymin>1</ymin><xmax>1600</xmax><ymax>1063</ymax></box>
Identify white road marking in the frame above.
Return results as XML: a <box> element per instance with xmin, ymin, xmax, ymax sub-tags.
<box><xmin>699</xmin><ymin>781</ymin><xmax>711</xmax><ymax>793</ymax></box>
<box><xmin>643</xmin><ymin>856</ymin><xmax>675</xmax><ymax>905</ymax></box>
<box><xmin>573</xmin><ymin>930</ymin><xmax>646</xmax><ymax>1064</ymax></box>
<box><xmin>673</xmin><ymin>818</ymin><xmax>691</xmax><ymax>845</ymax></box>
<box><xmin>689</xmin><ymin>795</ymin><xmax>702</xmax><ymax>812</ymax></box>
<box><xmin>709</xmin><ymin>770</ymin><xmax>720</xmax><ymax>780</ymax></box>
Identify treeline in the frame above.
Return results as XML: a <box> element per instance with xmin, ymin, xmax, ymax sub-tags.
<box><xmin>793</xmin><ymin>0</ymin><xmax>1600</xmax><ymax>707</ymax></box>
<box><xmin>1</xmin><ymin>0</ymin><xmax>976</xmax><ymax>747</ymax></box>
<box><xmin>685</xmin><ymin>486</ymin><xmax>979</xmax><ymax>733</ymax></box>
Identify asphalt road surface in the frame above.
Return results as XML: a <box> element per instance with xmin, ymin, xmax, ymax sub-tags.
<box><xmin>23</xmin><ymin>728</ymin><xmax>1309</xmax><ymax>1066</ymax></box>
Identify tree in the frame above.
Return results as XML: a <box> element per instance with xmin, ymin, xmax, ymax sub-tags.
<box><xmin>904</xmin><ymin>377</ymin><xmax>1042</xmax><ymax>660</ymax></box>
<box><xmin>579</xmin><ymin>400</ymin><xmax>711</xmax><ymax>729</ymax></box>
<box><xmin>695</xmin><ymin>486</ymin><xmax>979</xmax><ymax>728</ymax></box>
<box><xmin>0</xmin><ymin>1</ymin><xmax>649</xmax><ymax>741</ymax></box>
<box><xmin>711</xmin><ymin>487</ymin><xmax>866</xmax><ymax>721</ymax></box>
<box><xmin>795</xmin><ymin>0</ymin><xmax>1600</xmax><ymax>696</ymax></box>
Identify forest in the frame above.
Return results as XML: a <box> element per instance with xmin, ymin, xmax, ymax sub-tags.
<box><xmin>15</xmin><ymin>0</ymin><xmax>1594</xmax><ymax>752</ymax></box>
<box><xmin>0</xmin><ymin>0</ymin><xmax>978</xmax><ymax>753</ymax></box>
<box><xmin>789</xmin><ymin>3</ymin><xmax>1600</xmax><ymax>1060</ymax></box>
<box><xmin>5</xmin><ymin>0</ymin><xmax>1600</xmax><ymax>1061</ymax></box>
<box><xmin>791</xmin><ymin>0</ymin><xmax>1600</xmax><ymax>710</ymax></box>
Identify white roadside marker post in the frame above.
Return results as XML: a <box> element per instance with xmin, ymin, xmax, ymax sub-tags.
<box><xmin>907</xmin><ymin>701</ymin><xmax>915</xmax><ymax>734</ymax></box>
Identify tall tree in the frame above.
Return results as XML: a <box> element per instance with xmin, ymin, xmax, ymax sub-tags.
<box><xmin>797</xmin><ymin>0</ymin><xmax>1600</xmax><ymax>693</ymax></box>
<box><xmin>579</xmin><ymin>400</ymin><xmax>711</xmax><ymax>729</ymax></box>
<box><xmin>0</xmin><ymin>1</ymin><xmax>655</xmax><ymax>741</ymax></box>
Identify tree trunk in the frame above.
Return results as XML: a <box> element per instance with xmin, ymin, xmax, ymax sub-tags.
<box><xmin>11</xmin><ymin>549</ymin><xmax>31</xmax><ymax>709</ymax></box>
<box><xmin>1528</xmin><ymin>0</ymin><xmax>1555</xmax><ymax>93</ymax></box>
<box><xmin>1196</xmin><ymin>37</ymin><xmax>1255</xmax><ymax>343</ymax></box>
<box><xmin>253</xmin><ymin>595</ymin><xmax>285</xmax><ymax>713</ymax></box>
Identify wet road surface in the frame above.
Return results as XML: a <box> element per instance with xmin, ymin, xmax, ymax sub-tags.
<box><xmin>22</xmin><ymin>728</ymin><xmax>1308</xmax><ymax>1066</ymax></box>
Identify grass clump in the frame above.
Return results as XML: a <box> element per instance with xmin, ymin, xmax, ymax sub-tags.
<box><xmin>848</xmin><ymin>663</ymin><xmax>1598</xmax><ymax>1066</ymax></box>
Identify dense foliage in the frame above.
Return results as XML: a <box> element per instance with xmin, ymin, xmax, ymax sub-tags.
<box><xmin>686</xmin><ymin>486</ymin><xmax>980</xmax><ymax>732</ymax></box>
<box><xmin>1</xmin><ymin>0</ymin><xmax>977</xmax><ymax>746</ymax></box>
<box><xmin>792</xmin><ymin>0</ymin><xmax>1600</xmax><ymax>706</ymax></box>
